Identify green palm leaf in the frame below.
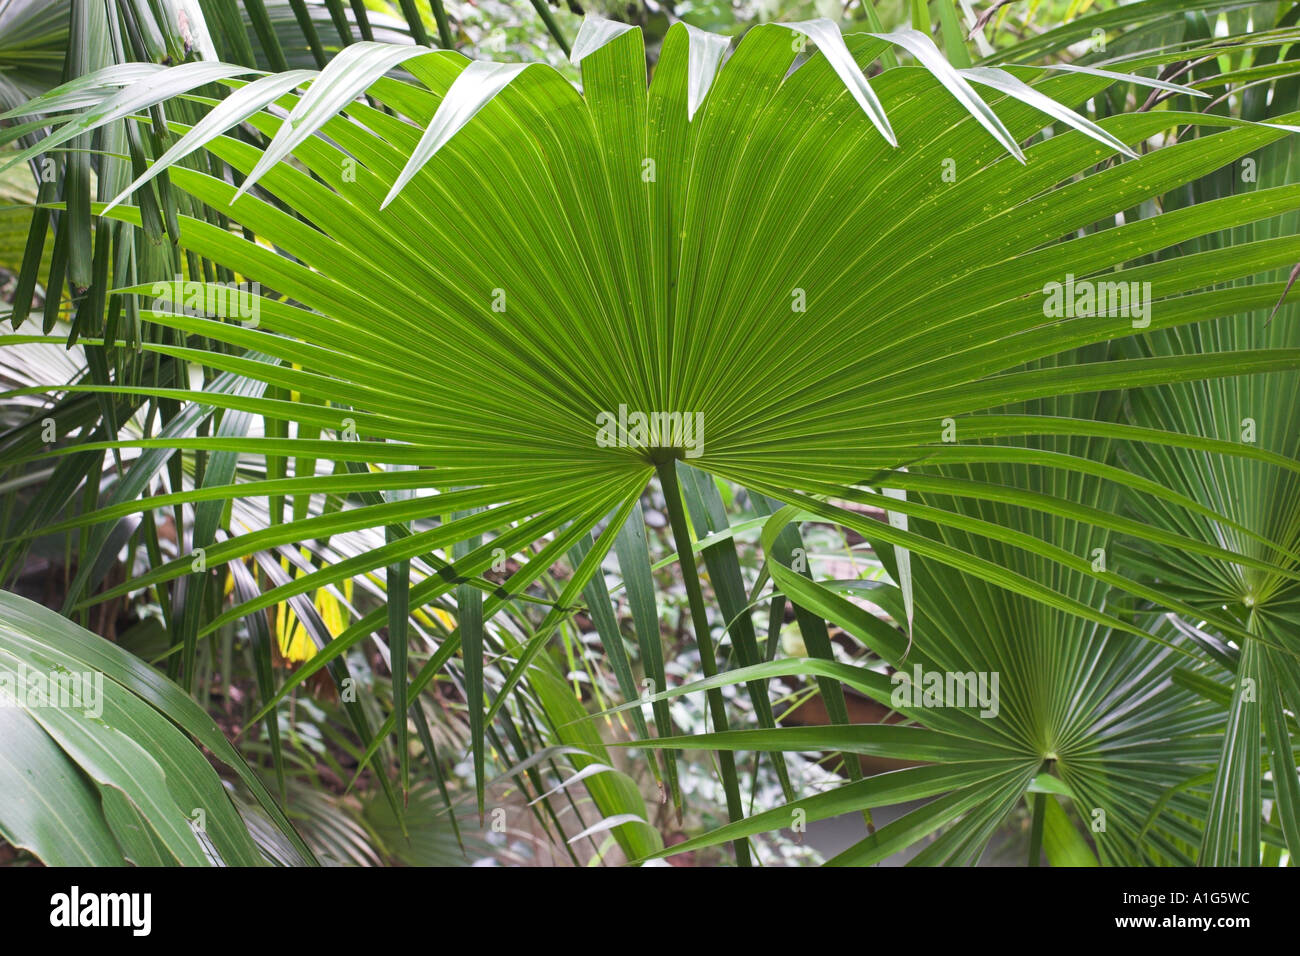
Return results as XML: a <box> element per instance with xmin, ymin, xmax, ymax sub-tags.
<box><xmin>6</xmin><ymin>17</ymin><xmax>1300</xmax><ymax>862</ymax></box>
<box><xmin>618</xmin><ymin>383</ymin><xmax>1234</xmax><ymax>865</ymax></box>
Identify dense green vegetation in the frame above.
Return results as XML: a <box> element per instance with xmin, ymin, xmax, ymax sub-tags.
<box><xmin>1</xmin><ymin>0</ymin><xmax>1299</xmax><ymax>867</ymax></box>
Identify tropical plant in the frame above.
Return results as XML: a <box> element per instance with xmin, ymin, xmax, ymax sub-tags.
<box><xmin>2</xmin><ymin>0</ymin><xmax>1300</xmax><ymax>867</ymax></box>
<box><xmin>0</xmin><ymin>589</ymin><xmax>311</xmax><ymax>865</ymax></box>
<box><xmin>629</xmin><ymin>384</ymin><xmax>1246</xmax><ymax>864</ymax></box>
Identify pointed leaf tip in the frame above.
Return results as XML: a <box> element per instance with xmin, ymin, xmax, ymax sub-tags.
<box><xmin>681</xmin><ymin>24</ymin><xmax>731</xmax><ymax>122</ymax></box>
<box><xmin>781</xmin><ymin>19</ymin><xmax>897</xmax><ymax>147</ymax></box>
<box><xmin>104</xmin><ymin>71</ymin><xmax>315</xmax><ymax>216</ymax></box>
<box><xmin>871</xmin><ymin>28</ymin><xmax>1024</xmax><ymax>162</ymax></box>
<box><xmin>570</xmin><ymin>17</ymin><xmax>637</xmax><ymax>67</ymax></box>
<box><xmin>962</xmin><ymin>66</ymin><xmax>1138</xmax><ymax>161</ymax></box>
<box><xmin>382</xmin><ymin>60</ymin><xmax>531</xmax><ymax>208</ymax></box>
<box><xmin>233</xmin><ymin>42</ymin><xmax>437</xmax><ymax>204</ymax></box>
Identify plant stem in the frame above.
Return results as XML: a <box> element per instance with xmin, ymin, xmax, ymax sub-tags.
<box><xmin>1028</xmin><ymin>792</ymin><xmax>1046</xmax><ymax>866</ymax></box>
<box><xmin>428</xmin><ymin>0</ymin><xmax>455</xmax><ymax>50</ymax></box>
<box><xmin>655</xmin><ymin>456</ymin><xmax>751</xmax><ymax>867</ymax></box>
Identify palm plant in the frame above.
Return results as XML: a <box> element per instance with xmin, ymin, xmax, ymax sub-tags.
<box><xmin>625</xmin><ymin>382</ymin><xmax>1246</xmax><ymax>864</ymax></box>
<box><xmin>1113</xmin><ymin>84</ymin><xmax>1300</xmax><ymax>864</ymax></box>
<box><xmin>3</xmin><ymin>1</ymin><xmax>1300</xmax><ymax>866</ymax></box>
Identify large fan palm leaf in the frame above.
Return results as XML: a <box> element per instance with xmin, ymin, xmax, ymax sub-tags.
<box><xmin>5</xmin><ymin>19</ymin><xmax>1300</xmax><ymax>833</ymax></box>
